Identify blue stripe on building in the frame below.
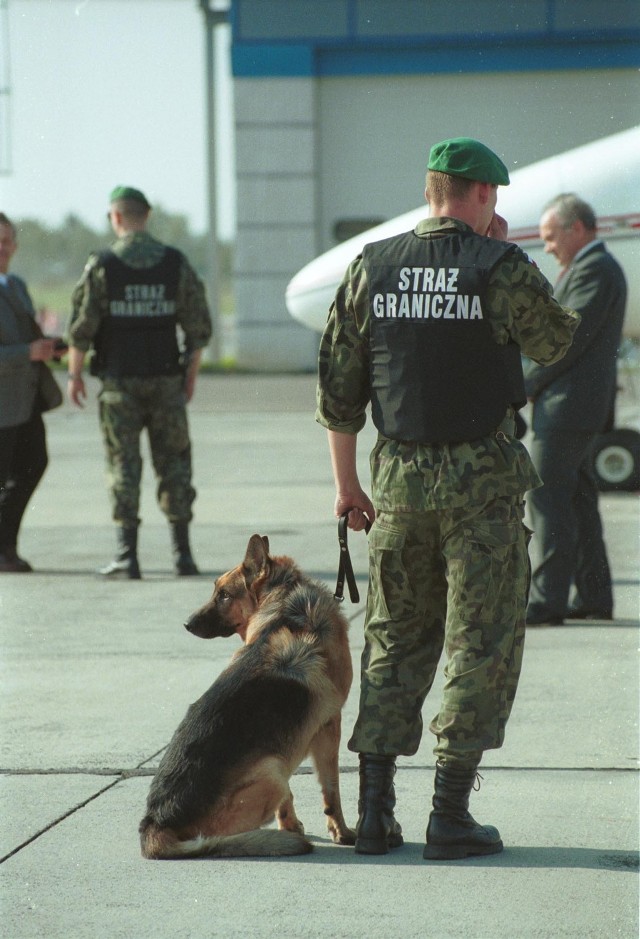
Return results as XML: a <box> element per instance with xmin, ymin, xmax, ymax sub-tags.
<box><xmin>230</xmin><ymin>0</ymin><xmax>640</xmax><ymax>77</ymax></box>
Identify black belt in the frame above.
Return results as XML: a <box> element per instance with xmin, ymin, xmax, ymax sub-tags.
<box><xmin>334</xmin><ymin>511</ymin><xmax>371</xmax><ymax>604</ymax></box>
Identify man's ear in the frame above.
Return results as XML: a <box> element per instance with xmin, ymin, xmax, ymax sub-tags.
<box><xmin>477</xmin><ymin>181</ymin><xmax>492</xmax><ymax>205</ymax></box>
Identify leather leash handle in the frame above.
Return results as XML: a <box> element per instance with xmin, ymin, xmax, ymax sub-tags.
<box><xmin>334</xmin><ymin>510</ymin><xmax>372</xmax><ymax>604</ymax></box>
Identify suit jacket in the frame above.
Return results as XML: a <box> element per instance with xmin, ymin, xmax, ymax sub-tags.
<box><xmin>0</xmin><ymin>274</ymin><xmax>41</xmax><ymax>429</ymax></box>
<box><xmin>523</xmin><ymin>241</ymin><xmax>627</xmax><ymax>433</ymax></box>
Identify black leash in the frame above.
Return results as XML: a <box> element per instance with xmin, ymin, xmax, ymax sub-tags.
<box><xmin>334</xmin><ymin>511</ymin><xmax>371</xmax><ymax>604</ymax></box>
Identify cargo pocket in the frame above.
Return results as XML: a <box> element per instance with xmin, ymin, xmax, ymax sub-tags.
<box><xmin>367</xmin><ymin>524</ymin><xmax>407</xmax><ymax>624</ymax></box>
<box><xmin>450</xmin><ymin>518</ymin><xmax>520</xmax><ymax>625</ymax></box>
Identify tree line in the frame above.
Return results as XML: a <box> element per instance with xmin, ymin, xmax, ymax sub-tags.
<box><xmin>9</xmin><ymin>209</ymin><xmax>233</xmax><ymax>331</ymax></box>
<box><xmin>11</xmin><ymin>208</ymin><xmax>231</xmax><ymax>290</ymax></box>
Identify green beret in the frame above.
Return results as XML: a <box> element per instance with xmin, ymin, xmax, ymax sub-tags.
<box><xmin>109</xmin><ymin>185</ymin><xmax>151</xmax><ymax>208</ymax></box>
<box><xmin>427</xmin><ymin>138</ymin><xmax>510</xmax><ymax>186</ymax></box>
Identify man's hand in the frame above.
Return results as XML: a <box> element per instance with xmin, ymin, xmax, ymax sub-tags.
<box><xmin>327</xmin><ymin>429</ymin><xmax>375</xmax><ymax>530</ymax></box>
<box><xmin>29</xmin><ymin>338</ymin><xmax>56</xmax><ymax>362</ymax></box>
<box><xmin>183</xmin><ymin>350</ymin><xmax>202</xmax><ymax>403</ymax></box>
<box><xmin>184</xmin><ymin>369</ymin><xmax>197</xmax><ymax>402</ymax></box>
<box><xmin>67</xmin><ymin>376</ymin><xmax>87</xmax><ymax>408</ymax></box>
<box><xmin>66</xmin><ymin>346</ymin><xmax>87</xmax><ymax>407</ymax></box>
<box><xmin>334</xmin><ymin>491</ymin><xmax>375</xmax><ymax>531</ymax></box>
<box><xmin>487</xmin><ymin>213</ymin><xmax>509</xmax><ymax>241</ymax></box>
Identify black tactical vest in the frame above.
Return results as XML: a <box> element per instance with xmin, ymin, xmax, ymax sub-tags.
<box><xmin>363</xmin><ymin>229</ymin><xmax>526</xmax><ymax>443</ymax></box>
<box><xmin>94</xmin><ymin>248</ymin><xmax>182</xmax><ymax>378</ymax></box>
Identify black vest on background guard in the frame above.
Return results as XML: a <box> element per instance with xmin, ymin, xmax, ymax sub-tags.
<box><xmin>93</xmin><ymin>248</ymin><xmax>182</xmax><ymax>378</ymax></box>
<box><xmin>363</xmin><ymin>229</ymin><xmax>526</xmax><ymax>443</ymax></box>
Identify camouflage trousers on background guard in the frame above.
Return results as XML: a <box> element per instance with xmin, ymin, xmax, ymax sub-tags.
<box><xmin>348</xmin><ymin>496</ymin><xmax>531</xmax><ymax>767</ymax></box>
<box><xmin>98</xmin><ymin>376</ymin><xmax>196</xmax><ymax>527</ymax></box>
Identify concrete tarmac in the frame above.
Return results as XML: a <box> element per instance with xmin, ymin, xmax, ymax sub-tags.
<box><xmin>1</xmin><ymin>373</ymin><xmax>638</xmax><ymax>939</ymax></box>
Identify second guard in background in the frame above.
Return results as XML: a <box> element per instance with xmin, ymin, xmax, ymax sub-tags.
<box><xmin>67</xmin><ymin>186</ymin><xmax>212</xmax><ymax>579</ymax></box>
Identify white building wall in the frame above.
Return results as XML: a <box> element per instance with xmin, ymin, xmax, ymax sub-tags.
<box><xmin>234</xmin><ymin>77</ymin><xmax>320</xmax><ymax>370</ymax></box>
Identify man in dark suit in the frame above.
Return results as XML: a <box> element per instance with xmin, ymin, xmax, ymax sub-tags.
<box><xmin>0</xmin><ymin>212</ymin><xmax>62</xmax><ymax>572</ymax></box>
<box><xmin>524</xmin><ymin>194</ymin><xmax>627</xmax><ymax>625</ymax></box>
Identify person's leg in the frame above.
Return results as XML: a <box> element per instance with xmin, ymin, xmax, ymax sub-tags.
<box><xmin>349</xmin><ymin>509</ymin><xmax>447</xmax><ymax>854</ymax></box>
<box><xmin>0</xmin><ymin>415</ymin><xmax>48</xmax><ymax>569</ymax></box>
<box><xmin>98</xmin><ymin>381</ymin><xmax>144</xmax><ymax>578</ymax></box>
<box><xmin>349</xmin><ymin>510</ymin><xmax>447</xmax><ymax>757</ymax></box>
<box><xmin>431</xmin><ymin>496</ymin><xmax>529</xmax><ymax>764</ymax></box>
<box><xmin>571</xmin><ymin>445</ymin><xmax>613</xmax><ymax>617</ymax></box>
<box><xmin>425</xmin><ymin>496</ymin><xmax>529</xmax><ymax>859</ymax></box>
<box><xmin>526</xmin><ymin>431</ymin><xmax>594</xmax><ymax>623</ymax></box>
<box><xmin>146</xmin><ymin>376</ymin><xmax>198</xmax><ymax>574</ymax></box>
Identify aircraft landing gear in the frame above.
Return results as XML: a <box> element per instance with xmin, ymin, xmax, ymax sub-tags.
<box><xmin>592</xmin><ymin>428</ymin><xmax>640</xmax><ymax>492</ymax></box>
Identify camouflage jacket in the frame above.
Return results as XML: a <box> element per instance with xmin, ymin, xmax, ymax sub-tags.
<box><xmin>68</xmin><ymin>232</ymin><xmax>212</xmax><ymax>354</ymax></box>
<box><xmin>316</xmin><ymin>217</ymin><xmax>580</xmax><ymax>511</ymax></box>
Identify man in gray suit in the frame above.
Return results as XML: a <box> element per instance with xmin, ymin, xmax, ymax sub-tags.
<box><xmin>524</xmin><ymin>194</ymin><xmax>627</xmax><ymax>625</ymax></box>
<box><xmin>0</xmin><ymin>213</ymin><xmax>61</xmax><ymax>572</ymax></box>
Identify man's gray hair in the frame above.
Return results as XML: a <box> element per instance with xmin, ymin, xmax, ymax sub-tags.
<box><xmin>543</xmin><ymin>193</ymin><xmax>597</xmax><ymax>231</ymax></box>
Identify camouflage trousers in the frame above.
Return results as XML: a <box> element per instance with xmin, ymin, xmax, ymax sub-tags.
<box><xmin>348</xmin><ymin>497</ymin><xmax>530</xmax><ymax>767</ymax></box>
<box><xmin>98</xmin><ymin>376</ymin><xmax>196</xmax><ymax>527</ymax></box>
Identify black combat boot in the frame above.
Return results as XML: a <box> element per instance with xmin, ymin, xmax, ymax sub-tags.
<box><xmin>99</xmin><ymin>526</ymin><xmax>141</xmax><ymax>580</ymax></box>
<box><xmin>355</xmin><ymin>754</ymin><xmax>404</xmax><ymax>855</ymax></box>
<box><xmin>170</xmin><ymin>521</ymin><xmax>199</xmax><ymax>576</ymax></box>
<box><xmin>423</xmin><ymin>761</ymin><xmax>503</xmax><ymax>860</ymax></box>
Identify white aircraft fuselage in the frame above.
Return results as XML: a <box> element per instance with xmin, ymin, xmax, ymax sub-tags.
<box><xmin>285</xmin><ymin>126</ymin><xmax>640</xmax><ymax>339</ymax></box>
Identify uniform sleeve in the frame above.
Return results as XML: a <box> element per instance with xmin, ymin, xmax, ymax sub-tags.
<box><xmin>175</xmin><ymin>258</ymin><xmax>212</xmax><ymax>352</ymax></box>
<box><xmin>487</xmin><ymin>247</ymin><xmax>580</xmax><ymax>365</ymax></box>
<box><xmin>315</xmin><ymin>257</ymin><xmax>371</xmax><ymax>434</ymax></box>
<box><xmin>67</xmin><ymin>255</ymin><xmax>108</xmax><ymax>351</ymax></box>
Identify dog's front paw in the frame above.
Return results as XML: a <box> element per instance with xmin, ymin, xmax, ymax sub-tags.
<box><xmin>328</xmin><ymin>823</ymin><xmax>356</xmax><ymax>846</ymax></box>
<box><xmin>278</xmin><ymin>816</ymin><xmax>305</xmax><ymax>836</ymax></box>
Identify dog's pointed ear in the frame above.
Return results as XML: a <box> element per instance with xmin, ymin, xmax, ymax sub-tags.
<box><xmin>243</xmin><ymin>534</ymin><xmax>270</xmax><ymax>583</ymax></box>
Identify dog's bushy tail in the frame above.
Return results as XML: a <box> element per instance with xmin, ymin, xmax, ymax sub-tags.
<box><xmin>140</xmin><ymin>822</ymin><xmax>312</xmax><ymax>859</ymax></box>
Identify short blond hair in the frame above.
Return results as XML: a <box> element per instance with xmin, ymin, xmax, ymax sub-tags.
<box><xmin>425</xmin><ymin>170</ymin><xmax>476</xmax><ymax>205</ymax></box>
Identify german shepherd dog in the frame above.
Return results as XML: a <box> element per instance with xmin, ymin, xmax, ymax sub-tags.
<box><xmin>139</xmin><ymin>534</ymin><xmax>355</xmax><ymax>859</ymax></box>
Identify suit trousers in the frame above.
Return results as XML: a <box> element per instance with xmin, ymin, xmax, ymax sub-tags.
<box><xmin>527</xmin><ymin>430</ymin><xmax>613</xmax><ymax>618</ymax></box>
<box><xmin>0</xmin><ymin>412</ymin><xmax>48</xmax><ymax>550</ymax></box>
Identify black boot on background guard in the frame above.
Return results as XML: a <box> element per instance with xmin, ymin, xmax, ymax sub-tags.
<box><xmin>355</xmin><ymin>753</ymin><xmax>404</xmax><ymax>855</ymax></box>
<box><xmin>423</xmin><ymin>761</ymin><xmax>503</xmax><ymax>860</ymax></box>
<box><xmin>170</xmin><ymin>521</ymin><xmax>199</xmax><ymax>576</ymax></box>
<box><xmin>99</xmin><ymin>526</ymin><xmax>141</xmax><ymax>580</ymax></box>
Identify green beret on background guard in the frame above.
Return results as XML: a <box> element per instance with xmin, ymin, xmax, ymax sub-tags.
<box><xmin>109</xmin><ymin>185</ymin><xmax>152</xmax><ymax>209</ymax></box>
<box><xmin>428</xmin><ymin>138</ymin><xmax>510</xmax><ymax>186</ymax></box>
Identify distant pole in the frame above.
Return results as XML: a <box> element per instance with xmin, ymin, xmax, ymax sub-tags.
<box><xmin>0</xmin><ymin>0</ymin><xmax>11</xmax><ymax>175</ymax></box>
<box><xmin>199</xmin><ymin>0</ymin><xmax>229</xmax><ymax>363</ymax></box>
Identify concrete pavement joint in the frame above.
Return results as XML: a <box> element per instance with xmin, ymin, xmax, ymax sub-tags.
<box><xmin>0</xmin><ymin>746</ymin><xmax>173</xmax><ymax>865</ymax></box>
<box><xmin>2</xmin><ymin>764</ymin><xmax>637</xmax><ymax>777</ymax></box>
<box><xmin>0</xmin><ymin>777</ymin><xmax>121</xmax><ymax>865</ymax></box>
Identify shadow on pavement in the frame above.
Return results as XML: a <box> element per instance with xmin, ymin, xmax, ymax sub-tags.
<box><xmin>297</xmin><ymin>841</ymin><xmax>640</xmax><ymax>871</ymax></box>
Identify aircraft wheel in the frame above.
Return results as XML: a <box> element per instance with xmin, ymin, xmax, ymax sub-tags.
<box><xmin>592</xmin><ymin>429</ymin><xmax>640</xmax><ymax>492</ymax></box>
